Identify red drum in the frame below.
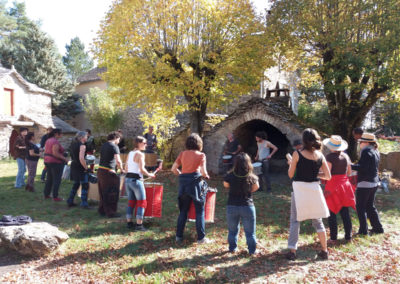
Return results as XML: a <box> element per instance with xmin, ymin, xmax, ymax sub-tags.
<box><xmin>188</xmin><ymin>191</ymin><xmax>217</xmax><ymax>223</ymax></box>
<box><xmin>134</xmin><ymin>183</ymin><xmax>164</xmax><ymax>218</ymax></box>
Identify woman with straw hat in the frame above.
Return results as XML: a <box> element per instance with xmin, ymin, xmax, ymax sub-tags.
<box><xmin>351</xmin><ymin>133</ymin><xmax>384</xmax><ymax>236</ymax></box>
<box><xmin>322</xmin><ymin>135</ymin><xmax>355</xmax><ymax>242</ymax></box>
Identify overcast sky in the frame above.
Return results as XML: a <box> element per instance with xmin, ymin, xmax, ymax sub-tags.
<box><xmin>9</xmin><ymin>0</ymin><xmax>270</xmax><ymax>56</ymax></box>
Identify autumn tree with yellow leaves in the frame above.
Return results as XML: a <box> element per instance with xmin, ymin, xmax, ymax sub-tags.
<box><xmin>94</xmin><ymin>0</ymin><xmax>272</xmax><ymax>136</ymax></box>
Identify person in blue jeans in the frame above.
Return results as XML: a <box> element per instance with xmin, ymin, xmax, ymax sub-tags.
<box><xmin>125</xmin><ymin>136</ymin><xmax>155</xmax><ymax>231</ymax></box>
<box><xmin>223</xmin><ymin>153</ymin><xmax>259</xmax><ymax>254</ymax></box>
<box><xmin>14</xmin><ymin>127</ymin><xmax>28</xmax><ymax>188</ymax></box>
<box><xmin>172</xmin><ymin>134</ymin><xmax>211</xmax><ymax>244</ymax></box>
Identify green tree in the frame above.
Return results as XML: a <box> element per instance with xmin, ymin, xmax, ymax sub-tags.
<box><xmin>63</xmin><ymin>37</ymin><xmax>94</xmax><ymax>83</ymax></box>
<box><xmin>267</xmin><ymin>0</ymin><xmax>400</xmax><ymax>157</ymax></box>
<box><xmin>94</xmin><ymin>0</ymin><xmax>272</xmax><ymax>135</ymax></box>
<box><xmin>0</xmin><ymin>2</ymin><xmax>76</xmax><ymax>119</ymax></box>
<box><xmin>84</xmin><ymin>87</ymin><xmax>123</xmax><ymax>134</ymax></box>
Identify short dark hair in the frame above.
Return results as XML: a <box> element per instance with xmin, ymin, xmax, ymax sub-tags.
<box><xmin>302</xmin><ymin>128</ymin><xmax>321</xmax><ymax>151</ymax></box>
<box><xmin>185</xmin><ymin>133</ymin><xmax>203</xmax><ymax>151</ymax></box>
<box><xmin>255</xmin><ymin>131</ymin><xmax>268</xmax><ymax>140</ymax></box>
<box><xmin>353</xmin><ymin>127</ymin><xmax>363</xmax><ymax>135</ymax></box>
<box><xmin>133</xmin><ymin>136</ymin><xmax>146</xmax><ymax>148</ymax></box>
<box><xmin>48</xmin><ymin>128</ymin><xmax>62</xmax><ymax>138</ymax></box>
<box><xmin>86</xmin><ymin>129</ymin><xmax>92</xmax><ymax>135</ymax></box>
<box><xmin>19</xmin><ymin>127</ymin><xmax>28</xmax><ymax>133</ymax></box>
<box><xmin>25</xmin><ymin>132</ymin><xmax>35</xmax><ymax>144</ymax></box>
<box><xmin>107</xmin><ymin>131</ymin><xmax>121</xmax><ymax>141</ymax></box>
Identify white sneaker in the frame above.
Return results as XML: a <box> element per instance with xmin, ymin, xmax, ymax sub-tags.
<box><xmin>197</xmin><ymin>237</ymin><xmax>214</xmax><ymax>244</ymax></box>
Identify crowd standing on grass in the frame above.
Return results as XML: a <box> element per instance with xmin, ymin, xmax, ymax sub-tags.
<box><xmin>11</xmin><ymin>125</ymin><xmax>385</xmax><ymax>260</ymax></box>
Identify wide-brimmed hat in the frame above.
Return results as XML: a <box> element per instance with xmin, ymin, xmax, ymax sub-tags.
<box><xmin>323</xmin><ymin>135</ymin><xmax>348</xmax><ymax>151</ymax></box>
<box><xmin>358</xmin><ymin>133</ymin><xmax>377</xmax><ymax>143</ymax></box>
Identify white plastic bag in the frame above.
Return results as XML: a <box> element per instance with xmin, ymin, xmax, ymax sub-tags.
<box><xmin>62</xmin><ymin>164</ymin><xmax>71</xmax><ymax>180</ymax></box>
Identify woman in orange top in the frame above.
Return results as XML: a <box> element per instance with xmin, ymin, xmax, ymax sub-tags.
<box><xmin>172</xmin><ymin>133</ymin><xmax>211</xmax><ymax>244</ymax></box>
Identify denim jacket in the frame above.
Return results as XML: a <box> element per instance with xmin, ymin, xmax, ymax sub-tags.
<box><xmin>178</xmin><ymin>172</ymin><xmax>207</xmax><ymax>203</ymax></box>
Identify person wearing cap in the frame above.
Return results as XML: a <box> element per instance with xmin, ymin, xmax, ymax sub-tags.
<box><xmin>351</xmin><ymin>133</ymin><xmax>384</xmax><ymax>236</ymax></box>
<box><xmin>322</xmin><ymin>135</ymin><xmax>355</xmax><ymax>242</ymax></box>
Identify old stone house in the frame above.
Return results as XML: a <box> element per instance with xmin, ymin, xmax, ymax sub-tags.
<box><xmin>0</xmin><ymin>66</ymin><xmax>78</xmax><ymax>159</ymax></box>
<box><xmin>71</xmin><ymin>67</ymin><xmax>145</xmax><ymax>138</ymax></box>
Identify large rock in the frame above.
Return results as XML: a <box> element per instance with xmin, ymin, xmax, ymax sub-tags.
<box><xmin>0</xmin><ymin>222</ymin><xmax>69</xmax><ymax>257</ymax></box>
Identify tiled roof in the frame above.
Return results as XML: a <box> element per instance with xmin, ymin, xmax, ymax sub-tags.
<box><xmin>76</xmin><ymin>67</ymin><xmax>106</xmax><ymax>83</ymax></box>
<box><xmin>0</xmin><ymin>66</ymin><xmax>54</xmax><ymax>96</ymax></box>
<box><xmin>20</xmin><ymin>114</ymin><xmax>79</xmax><ymax>133</ymax></box>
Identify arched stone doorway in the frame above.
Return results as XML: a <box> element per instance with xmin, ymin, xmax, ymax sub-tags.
<box><xmin>203</xmin><ymin>97</ymin><xmax>304</xmax><ymax>174</ymax></box>
<box><xmin>234</xmin><ymin>119</ymin><xmax>290</xmax><ymax>161</ymax></box>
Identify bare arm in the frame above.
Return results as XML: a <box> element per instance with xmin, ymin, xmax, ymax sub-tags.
<box><xmin>233</xmin><ymin>144</ymin><xmax>242</xmax><ymax>155</ymax></box>
<box><xmin>114</xmin><ymin>154</ymin><xmax>125</xmax><ymax>173</ymax></box>
<box><xmin>266</xmin><ymin>141</ymin><xmax>278</xmax><ymax>159</ymax></box>
<box><xmin>52</xmin><ymin>144</ymin><xmax>67</xmax><ymax>162</ymax></box>
<box><xmin>251</xmin><ymin>181</ymin><xmax>259</xmax><ymax>192</ymax></box>
<box><xmin>288</xmin><ymin>150</ymin><xmax>299</xmax><ymax>179</ymax></box>
<box><xmin>200</xmin><ymin>157</ymin><xmax>210</xmax><ymax>179</ymax></box>
<box><xmin>171</xmin><ymin>162</ymin><xmax>181</xmax><ymax>175</ymax></box>
<box><xmin>79</xmin><ymin>145</ymin><xmax>88</xmax><ymax>170</ymax></box>
<box><xmin>137</xmin><ymin>152</ymin><xmax>155</xmax><ymax>177</ymax></box>
<box><xmin>318</xmin><ymin>156</ymin><xmax>331</xmax><ymax>180</ymax></box>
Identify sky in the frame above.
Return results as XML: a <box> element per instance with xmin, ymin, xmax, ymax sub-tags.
<box><xmin>9</xmin><ymin>0</ymin><xmax>270</xmax><ymax>56</ymax></box>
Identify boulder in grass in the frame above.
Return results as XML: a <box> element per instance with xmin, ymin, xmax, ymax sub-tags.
<box><xmin>0</xmin><ymin>222</ymin><xmax>69</xmax><ymax>257</ymax></box>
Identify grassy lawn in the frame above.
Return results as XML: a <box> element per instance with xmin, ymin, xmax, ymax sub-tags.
<box><xmin>0</xmin><ymin>158</ymin><xmax>399</xmax><ymax>283</ymax></box>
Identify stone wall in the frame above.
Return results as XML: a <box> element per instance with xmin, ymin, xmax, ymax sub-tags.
<box><xmin>0</xmin><ymin>124</ymin><xmax>13</xmax><ymax>159</ymax></box>
<box><xmin>1</xmin><ymin>75</ymin><xmax>52</xmax><ymax>117</ymax></box>
<box><xmin>379</xmin><ymin>152</ymin><xmax>400</xmax><ymax>178</ymax></box>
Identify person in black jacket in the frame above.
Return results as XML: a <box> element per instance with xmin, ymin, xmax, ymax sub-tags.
<box><xmin>351</xmin><ymin>133</ymin><xmax>384</xmax><ymax>236</ymax></box>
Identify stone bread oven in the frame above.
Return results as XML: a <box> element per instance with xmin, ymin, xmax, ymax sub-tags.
<box><xmin>203</xmin><ymin>97</ymin><xmax>305</xmax><ymax>174</ymax></box>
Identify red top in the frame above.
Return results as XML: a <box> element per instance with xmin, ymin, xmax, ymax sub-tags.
<box><xmin>44</xmin><ymin>137</ymin><xmax>65</xmax><ymax>164</ymax></box>
<box><xmin>175</xmin><ymin>150</ymin><xmax>205</xmax><ymax>174</ymax></box>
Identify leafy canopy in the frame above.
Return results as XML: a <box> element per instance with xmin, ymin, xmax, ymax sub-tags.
<box><xmin>94</xmin><ymin>0</ymin><xmax>272</xmax><ymax>134</ymax></box>
<box><xmin>267</xmin><ymin>0</ymin><xmax>400</xmax><ymax>156</ymax></box>
<box><xmin>63</xmin><ymin>37</ymin><xmax>94</xmax><ymax>83</ymax></box>
<box><xmin>83</xmin><ymin>87</ymin><xmax>123</xmax><ymax>134</ymax></box>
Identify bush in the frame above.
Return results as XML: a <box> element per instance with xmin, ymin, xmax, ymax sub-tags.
<box><xmin>297</xmin><ymin>98</ymin><xmax>333</xmax><ymax>134</ymax></box>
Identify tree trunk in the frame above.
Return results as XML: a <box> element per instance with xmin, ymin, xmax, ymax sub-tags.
<box><xmin>189</xmin><ymin>105</ymin><xmax>207</xmax><ymax>136</ymax></box>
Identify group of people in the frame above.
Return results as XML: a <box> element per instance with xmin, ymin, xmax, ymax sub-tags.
<box><xmin>12</xmin><ymin>125</ymin><xmax>384</xmax><ymax>260</ymax></box>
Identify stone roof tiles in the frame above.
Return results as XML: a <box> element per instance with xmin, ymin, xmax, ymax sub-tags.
<box><xmin>76</xmin><ymin>67</ymin><xmax>107</xmax><ymax>84</ymax></box>
<box><xmin>0</xmin><ymin>66</ymin><xmax>54</xmax><ymax>96</ymax></box>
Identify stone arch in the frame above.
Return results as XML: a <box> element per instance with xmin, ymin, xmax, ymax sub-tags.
<box><xmin>203</xmin><ymin>98</ymin><xmax>304</xmax><ymax>174</ymax></box>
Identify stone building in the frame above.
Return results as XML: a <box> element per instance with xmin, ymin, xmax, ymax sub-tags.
<box><xmin>0</xmin><ymin>66</ymin><xmax>78</xmax><ymax>158</ymax></box>
<box><xmin>203</xmin><ymin>97</ymin><xmax>304</xmax><ymax>174</ymax></box>
<box><xmin>71</xmin><ymin>67</ymin><xmax>145</xmax><ymax>137</ymax></box>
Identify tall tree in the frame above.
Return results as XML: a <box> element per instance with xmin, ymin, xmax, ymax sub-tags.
<box><xmin>63</xmin><ymin>37</ymin><xmax>94</xmax><ymax>83</ymax></box>
<box><xmin>0</xmin><ymin>2</ymin><xmax>76</xmax><ymax>119</ymax></box>
<box><xmin>267</xmin><ymin>0</ymin><xmax>400</xmax><ymax>157</ymax></box>
<box><xmin>94</xmin><ymin>0</ymin><xmax>272</xmax><ymax>135</ymax></box>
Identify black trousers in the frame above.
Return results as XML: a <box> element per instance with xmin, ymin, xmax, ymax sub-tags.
<box><xmin>97</xmin><ymin>169</ymin><xmax>120</xmax><ymax>217</ymax></box>
<box><xmin>328</xmin><ymin>207</ymin><xmax>352</xmax><ymax>240</ymax></box>
<box><xmin>356</xmin><ymin>187</ymin><xmax>384</xmax><ymax>234</ymax></box>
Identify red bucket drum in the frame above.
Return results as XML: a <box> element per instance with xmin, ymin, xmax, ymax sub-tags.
<box><xmin>134</xmin><ymin>183</ymin><xmax>164</xmax><ymax>218</ymax></box>
<box><xmin>188</xmin><ymin>191</ymin><xmax>217</xmax><ymax>223</ymax></box>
